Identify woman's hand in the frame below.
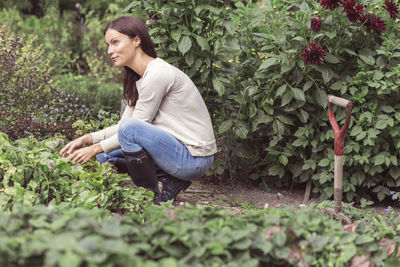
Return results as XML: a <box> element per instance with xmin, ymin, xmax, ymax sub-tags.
<box><xmin>60</xmin><ymin>134</ymin><xmax>92</xmax><ymax>158</ymax></box>
<box><xmin>65</xmin><ymin>144</ymin><xmax>103</xmax><ymax>164</ymax></box>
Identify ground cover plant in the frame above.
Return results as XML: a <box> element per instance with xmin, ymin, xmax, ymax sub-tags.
<box><xmin>1</xmin><ymin>0</ymin><xmax>400</xmax><ymax>266</ymax></box>
<box><xmin>0</xmin><ymin>132</ymin><xmax>152</xmax><ymax>213</ymax></box>
<box><xmin>0</xmin><ymin>200</ymin><xmax>400</xmax><ymax>266</ymax></box>
<box><xmin>1</xmin><ymin>132</ymin><xmax>400</xmax><ymax>266</ymax></box>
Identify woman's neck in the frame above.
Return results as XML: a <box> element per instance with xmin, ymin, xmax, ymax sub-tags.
<box><xmin>127</xmin><ymin>51</ymin><xmax>155</xmax><ymax>77</ymax></box>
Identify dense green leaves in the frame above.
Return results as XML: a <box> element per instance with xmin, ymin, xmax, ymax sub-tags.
<box><xmin>0</xmin><ymin>201</ymin><xmax>399</xmax><ymax>266</ymax></box>
<box><xmin>0</xmin><ymin>133</ymin><xmax>153</xmax><ymax>213</ymax></box>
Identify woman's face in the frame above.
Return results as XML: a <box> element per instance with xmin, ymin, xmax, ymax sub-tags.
<box><xmin>105</xmin><ymin>29</ymin><xmax>140</xmax><ymax>67</ymax></box>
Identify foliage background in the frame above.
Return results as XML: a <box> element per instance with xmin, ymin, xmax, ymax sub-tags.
<box><xmin>1</xmin><ymin>0</ymin><xmax>400</xmax><ymax>203</ymax></box>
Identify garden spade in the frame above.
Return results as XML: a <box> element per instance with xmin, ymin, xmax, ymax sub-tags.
<box><xmin>327</xmin><ymin>95</ymin><xmax>352</xmax><ymax>218</ymax></box>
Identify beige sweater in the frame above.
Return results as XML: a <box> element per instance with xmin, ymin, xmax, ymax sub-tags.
<box><xmin>90</xmin><ymin>58</ymin><xmax>217</xmax><ymax>157</ymax></box>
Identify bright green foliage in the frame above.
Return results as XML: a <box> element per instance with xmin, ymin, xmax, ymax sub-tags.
<box><xmin>0</xmin><ymin>201</ymin><xmax>399</xmax><ymax>266</ymax></box>
<box><xmin>0</xmin><ymin>132</ymin><xmax>153</xmax><ymax>213</ymax></box>
<box><xmin>215</xmin><ymin>0</ymin><xmax>400</xmax><ymax>202</ymax></box>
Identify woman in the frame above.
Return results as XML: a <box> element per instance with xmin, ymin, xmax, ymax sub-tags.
<box><xmin>60</xmin><ymin>16</ymin><xmax>217</xmax><ymax>204</ymax></box>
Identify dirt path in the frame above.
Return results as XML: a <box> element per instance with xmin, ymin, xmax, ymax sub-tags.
<box><xmin>177</xmin><ymin>181</ymin><xmax>399</xmax><ymax>215</ymax></box>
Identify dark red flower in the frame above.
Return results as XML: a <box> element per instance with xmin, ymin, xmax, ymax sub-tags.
<box><xmin>341</xmin><ymin>0</ymin><xmax>365</xmax><ymax>22</ymax></box>
<box><xmin>361</xmin><ymin>13</ymin><xmax>386</xmax><ymax>33</ymax></box>
<box><xmin>319</xmin><ymin>0</ymin><xmax>342</xmax><ymax>10</ymax></box>
<box><xmin>383</xmin><ymin>0</ymin><xmax>399</xmax><ymax>19</ymax></box>
<box><xmin>311</xmin><ymin>17</ymin><xmax>322</xmax><ymax>32</ymax></box>
<box><xmin>300</xmin><ymin>42</ymin><xmax>327</xmax><ymax>65</ymax></box>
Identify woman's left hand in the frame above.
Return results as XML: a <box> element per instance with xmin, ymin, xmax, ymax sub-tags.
<box><xmin>66</xmin><ymin>144</ymin><xmax>103</xmax><ymax>164</ymax></box>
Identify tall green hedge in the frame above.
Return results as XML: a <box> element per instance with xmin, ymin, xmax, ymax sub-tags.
<box><xmin>126</xmin><ymin>0</ymin><xmax>400</xmax><ymax>202</ymax></box>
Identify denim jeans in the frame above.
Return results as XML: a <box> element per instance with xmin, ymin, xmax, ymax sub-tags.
<box><xmin>97</xmin><ymin>118</ymin><xmax>214</xmax><ymax>181</ymax></box>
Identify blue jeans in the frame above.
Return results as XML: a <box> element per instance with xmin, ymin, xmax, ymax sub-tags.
<box><xmin>97</xmin><ymin>118</ymin><xmax>214</xmax><ymax>181</ymax></box>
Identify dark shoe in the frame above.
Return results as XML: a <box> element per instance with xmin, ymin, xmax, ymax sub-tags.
<box><xmin>157</xmin><ymin>171</ymin><xmax>191</xmax><ymax>202</ymax></box>
<box><xmin>114</xmin><ymin>158</ymin><xmax>128</xmax><ymax>174</ymax></box>
<box><xmin>123</xmin><ymin>149</ymin><xmax>159</xmax><ymax>194</ymax></box>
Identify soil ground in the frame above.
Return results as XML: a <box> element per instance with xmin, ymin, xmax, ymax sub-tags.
<box><xmin>175</xmin><ymin>179</ymin><xmax>400</xmax><ymax>215</ymax></box>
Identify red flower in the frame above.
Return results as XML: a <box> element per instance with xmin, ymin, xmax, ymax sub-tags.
<box><xmin>311</xmin><ymin>17</ymin><xmax>322</xmax><ymax>32</ymax></box>
<box><xmin>341</xmin><ymin>0</ymin><xmax>365</xmax><ymax>22</ymax></box>
<box><xmin>361</xmin><ymin>13</ymin><xmax>386</xmax><ymax>33</ymax></box>
<box><xmin>319</xmin><ymin>0</ymin><xmax>342</xmax><ymax>10</ymax></box>
<box><xmin>383</xmin><ymin>0</ymin><xmax>399</xmax><ymax>19</ymax></box>
<box><xmin>300</xmin><ymin>42</ymin><xmax>327</xmax><ymax>65</ymax></box>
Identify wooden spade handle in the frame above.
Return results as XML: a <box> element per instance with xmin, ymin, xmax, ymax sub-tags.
<box><xmin>327</xmin><ymin>95</ymin><xmax>351</xmax><ymax>108</ymax></box>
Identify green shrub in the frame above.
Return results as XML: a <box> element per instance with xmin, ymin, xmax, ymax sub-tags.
<box><xmin>218</xmin><ymin>0</ymin><xmax>400</xmax><ymax>202</ymax></box>
<box><xmin>0</xmin><ymin>0</ymin><xmax>128</xmax><ymax>80</ymax></box>
<box><xmin>0</xmin><ymin>27</ymin><xmax>85</xmax><ymax>140</ymax></box>
<box><xmin>53</xmin><ymin>74</ymin><xmax>123</xmax><ymax>117</ymax></box>
<box><xmin>125</xmin><ymin>0</ymin><xmax>400</xmax><ymax>202</ymax></box>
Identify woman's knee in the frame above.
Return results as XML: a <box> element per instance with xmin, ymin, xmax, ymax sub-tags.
<box><xmin>118</xmin><ymin>118</ymin><xmax>144</xmax><ymax>141</ymax></box>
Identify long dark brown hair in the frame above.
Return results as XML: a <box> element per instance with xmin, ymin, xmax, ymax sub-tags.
<box><xmin>104</xmin><ymin>16</ymin><xmax>157</xmax><ymax>107</ymax></box>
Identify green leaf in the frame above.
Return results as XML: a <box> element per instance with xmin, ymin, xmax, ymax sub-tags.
<box><xmin>171</xmin><ymin>30</ymin><xmax>181</xmax><ymax>43</ymax></box>
<box><xmin>194</xmin><ymin>35</ymin><xmax>209</xmax><ymax>51</ymax></box>
<box><xmin>355</xmin><ymin>235</ymin><xmax>374</xmax><ymax>244</ymax></box>
<box><xmin>340</xmin><ymin>244</ymin><xmax>356</xmax><ymax>262</ymax></box>
<box><xmin>277</xmin><ymin>115</ymin><xmax>294</xmax><ymax>125</ymax></box>
<box><xmin>373</xmin><ymin>72</ymin><xmax>384</xmax><ymax>80</ymax></box>
<box><xmin>330</xmin><ymin>81</ymin><xmax>345</xmax><ymax>90</ymax></box>
<box><xmin>212</xmin><ymin>78</ymin><xmax>224</xmax><ymax>96</ymax></box>
<box><xmin>374</xmin><ymin>154</ymin><xmax>385</xmax><ymax>166</ymax></box>
<box><xmin>178</xmin><ymin>36</ymin><xmax>192</xmax><ymax>55</ymax></box>
<box><xmin>298</xmin><ymin>109</ymin><xmax>309</xmax><ymax>123</ymax></box>
<box><xmin>303</xmin><ymin>80</ymin><xmax>313</xmax><ymax>91</ymax></box>
<box><xmin>359</xmin><ymin>48</ymin><xmax>375</xmax><ymax>65</ymax></box>
<box><xmin>375</xmin><ymin>120</ymin><xmax>387</xmax><ymax>130</ymax></box>
<box><xmin>259</xmin><ymin>58</ymin><xmax>277</xmax><ymax>70</ymax></box>
<box><xmin>319</xmin><ymin>159</ymin><xmax>330</xmax><ymax>167</ymax></box>
<box><xmin>218</xmin><ymin>120</ymin><xmax>233</xmax><ymax>134</ymax></box>
<box><xmin>59</xmin><ymin>251</ymin><xmax>82</xmax><ymax>267</ymax></box>
<box><xmin>276</xmin><ymin>84</ymin><xmax>287</xmax><ymax>97</ymax></box>
<box><xmin>291</xmin><ymin>87</ymin><xmax>305</xmax><ymax>102</ymax></box>
<box><xmin>281</xmin><ymin>91</ymin><xmax>293</xmax><ymax>106</ymax></box>
<box><xmin>315</xmin><ymin>88</ymin><xmax>327</xmax><ymax>108</ymax></box>
<box><xmin>279</xmin><ymin>155</ymin><xmax>288</xmax><ymax>166</ymax></box>
<box><xmin>350</xmin><ymin>126</ymin><xmax>362</xmax><ymax>136</ymax></box>
<box><xmin>234</xmin><ymin>122</ymin><xmax>249</xmax><ymax>139</ymax></box>
<box><xmin>381</xmin><ymin>106</ymin><xmax>394</xmax><ymax>113</ymax></box>
<box><xmin>184</xmin><ymin>53</ymin><xmax>194</xmax><ymax>66</ymax></box>
<box><xmin>299</xmin><ymin>1</ymin><xmax>309</xmax><ymax>11</ymax></box>
<box><xmin>273</xmin><ymin>231</ymin><xmax>286</xmax><ymax>246</ymax></box>
<box><xmin>324</xmin><ymin>53</ymin><xmax>340</xmax><ymax>64</ymax></box>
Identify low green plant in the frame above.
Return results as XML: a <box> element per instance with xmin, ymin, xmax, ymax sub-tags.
<box><xmin>1</xmin><ymin>200</ymin><xmax>399</xmax><ymax>266</ymax></box>
<box><xmin>0</xmin><ymin>132</ymin><xmax>153</xmax><ymax>213</ymax></box>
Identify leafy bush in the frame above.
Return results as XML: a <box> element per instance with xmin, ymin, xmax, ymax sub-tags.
<box><xmin>124</xmin><ymin>0</ymin><xmax>400</xmax><ymax>202</ymax></box>
<box><xmin>224</xmin><ymin>0</ymin><xmax>400</xmax><ymax>202</ymax></box>
<box><xmin>0</xmin><ymin>0</ymin><xmax>127</xmax><ymax>79</ymax></box>
<box><xmin>0</xmin><ymin>27</ymin><xmax>86</xmax><ymax>140</ymax></box>
<box><xmin>0</xmin><ymin>132</ymin><xmax>153</xmax><ymax>213</ymax></box>
<box><xmin>53</xmin><ymin>74</ymin><xmax>123</xmax><ymax>117</ymax></box>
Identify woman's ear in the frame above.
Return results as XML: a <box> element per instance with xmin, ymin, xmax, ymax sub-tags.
<box><xmin>132</xmin><ymin>36</ymin><xmax>141</xmax><ymax>48</ymax></box>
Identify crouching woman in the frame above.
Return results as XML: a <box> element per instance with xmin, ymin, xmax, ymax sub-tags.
<box><xmin>60</xmin><ymin>16</ymin><xmax>217</xmax><ymax>204</ymax></box>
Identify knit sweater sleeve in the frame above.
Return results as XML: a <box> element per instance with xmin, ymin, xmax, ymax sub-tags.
<box><xmin>90</xmin><ymin>105</ymin><xmax>134</xmax><ymax>153</ymax></box>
